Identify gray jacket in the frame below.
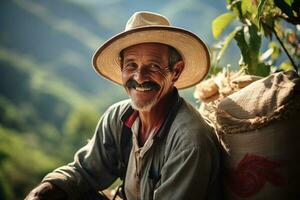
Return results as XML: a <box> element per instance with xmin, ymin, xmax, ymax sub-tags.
<box><xmin>43</xmin><ymin>91</ymin><xmax>222</xmax><ymax>200</ymax></box>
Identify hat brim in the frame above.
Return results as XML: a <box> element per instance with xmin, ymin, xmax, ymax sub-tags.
<box><xmin>92</xmin><ymin>26</ymin><xmax>210</xmax><ymax>89</ymax></box>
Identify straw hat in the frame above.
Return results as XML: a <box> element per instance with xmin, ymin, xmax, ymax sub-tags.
<box><xmin>92</xmin><ymin>11</ymin><xmax>210</xmax><ymax>89</ymax></box>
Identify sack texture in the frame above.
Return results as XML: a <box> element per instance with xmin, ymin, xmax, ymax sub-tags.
<box><xmin>216</xmin><ymin>70</ymin><xmax>300</xmax><ymax>134</ymax></box>
<box><xmin>217</xmin><ymin>70</ymin><xmax>300</xmax><ymax>199</ymax></box>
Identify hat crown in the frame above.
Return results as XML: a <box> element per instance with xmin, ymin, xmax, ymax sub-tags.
<box><xmin>93</xmin><ymin>11</ymin><xmax>210</xmax><ymax>89</ymax></box>
<box><xmin>125</xmin><ymin>11</ymin><xmax>171</xmax><ymax>31</ymax></box>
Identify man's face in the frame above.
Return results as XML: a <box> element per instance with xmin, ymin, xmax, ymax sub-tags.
<box><xmin>121</xmin><ymin>43</ymin><xmax>177</xmax><ymax>111</ymax></box>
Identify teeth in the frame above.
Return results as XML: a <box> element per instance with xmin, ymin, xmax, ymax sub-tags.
<box><xmin>135</xmin><ymin>86</ymin><xmax>151</xmax><ymax>92</ymax></box>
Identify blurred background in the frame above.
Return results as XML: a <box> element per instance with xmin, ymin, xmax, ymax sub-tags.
<box><xmin>0</xmin><ymin>0</ymin><xmax>266</xmax><ymax>199</ymax></box>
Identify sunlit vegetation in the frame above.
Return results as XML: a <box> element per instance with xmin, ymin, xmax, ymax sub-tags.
<box><xmin>210</xmin><ymin>0</ymin><xmax>299</xmax><ymax>76</ymax></box>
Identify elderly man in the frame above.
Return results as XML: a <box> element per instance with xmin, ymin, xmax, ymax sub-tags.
<box><xmin>25</xmin><ymin>11</ymin><xmax>222</xmax><ymax>200</ymax></box>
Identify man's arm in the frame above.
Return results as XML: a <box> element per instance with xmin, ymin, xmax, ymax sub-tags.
<box><xmin>153</xmin><ymin>143</ymin><xmax>221</xmax><ymax>200</ymax></box>
<box><xmin>25</xmin><ymin>182</ymin><xmax>67</xmax><ymax>200</ymax></box>
<box><xmin>25</xmin><ymin>106</ymin><xmax>122</xmax><ymax>200</ymax></box>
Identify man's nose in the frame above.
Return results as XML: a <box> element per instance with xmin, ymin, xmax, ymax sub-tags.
<box><xmin>132</xmin><ymin>67</ymin><xmax>148</xmax><ymax>83</ymax></box>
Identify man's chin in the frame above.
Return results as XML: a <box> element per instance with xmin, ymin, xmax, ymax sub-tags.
<box><xmin>130</xmin><ymin>99</ymin><xmax>157</xmax><ymax>112</ymax></box>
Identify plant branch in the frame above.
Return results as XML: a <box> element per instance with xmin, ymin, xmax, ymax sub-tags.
<box><xmin>271</xmin><ymin>26</ymin><xmax>298</xmax><ymax>72</ymax></box>
<box><xmin>278</xmin><ymin>14</ymin><xmax>300</xmax><ymax>25</ymax></box>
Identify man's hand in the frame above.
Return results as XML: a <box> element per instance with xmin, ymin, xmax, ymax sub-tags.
<box><xmin>24</xmin><ymin>182</ymin><xmax>67</xmax><ymax>200</ymax></box>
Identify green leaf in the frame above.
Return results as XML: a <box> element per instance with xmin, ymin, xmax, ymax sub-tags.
<box><xmin>269</xmin><ymin>42</ymin><xmax>281</xmax><ymax>60</ymax></box>
<box><xmin>260</xmin><ymin>15</ymin><xmax>275</xmax><ymax>38</ymax></box>
<box><xmin>279</xmin><ymin>60</ymin><xmax>294</xmax><ymax>71</ymax></box>
<box><xmin>235</xmin><ymin>28</ymin><xmax>251</xmax><ymax>64</ymax></box>
<box><xmin>257</xmin><ymin>0</ymin><xmax>267</xmax><ymax>20</ymax></box>
<box><xmin>217</xmin><ymin>27</ymin><xmax>241</xmax><ymax>62</ymax></box>
<box><xmin>254</xmin><ymin>62</ymin><xmax>271</xmax><ymax>76</ymax></box>
<box><xmin>249</xmin><ymin>24</ymin><xmax>262</xmax><ymax>51</ymax></box>
<box><xmin>227</xmin><ymin>0</ymin><xmax>243</xmax><ymax>19</ymax></box>
<box><xmin>212</xmin><ymin>12</ymin><xmax>236</xmax><ymax>39</ymax></box>
<box><xmin>243</xmin><ymin>23</ymin><xmax>261</xmax><ymax>52</ymax></box>
<box><xmin>234</xmin><ymin>24</ymin><xmax>262</xmax><ymax>75</ymax></box>
<box><xmin>241</xmin><ymin>0</ymin><xmax>258</xmax><ymax>16</ymax></box>
<box><xmin>284</xmin><ymin>0</ymin><xmax>293</xmax><ymax>6</ymax></box>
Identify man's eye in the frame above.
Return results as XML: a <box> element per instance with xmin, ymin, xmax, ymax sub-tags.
<box><xmin>149</xmin><ymin>64</ymin><xmax>161</xmax><ymax>71</ymax></box>
<box><xmin>124</xmin><ymin>63</ymin><xmax>136</xmax><ymax>70</ymax></box>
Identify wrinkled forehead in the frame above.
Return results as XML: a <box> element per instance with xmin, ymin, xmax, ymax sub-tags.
<box><xmin>121</xmin><ymin>43</ymin><xmax>169</xmax><ymax>61</ymax></box>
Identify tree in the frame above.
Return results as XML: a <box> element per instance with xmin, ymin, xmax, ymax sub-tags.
<box><xmin>211</xmin><ymin>0</ymin><xmax>300</xmax><ymax>76</ymax></box>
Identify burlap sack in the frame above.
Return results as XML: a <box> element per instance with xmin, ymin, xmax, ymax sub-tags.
<box><xmin>195</xmin><ymin>68</ymin><xmax>262</xmax><ymax>128</ymax></box>
<box><xmin>221</xmin><ymin>117</ymin><xmax>300</xmax><ymax>199</ymax></box>
<box><xmin>216</xmin><ymin>70</ymin><xmax>300</xmax><ymax>134</ymax></box>
<box><xmin>216</xmin><ymin>70</ymin><xmax>300</xmax><ymax>199</ymax></box>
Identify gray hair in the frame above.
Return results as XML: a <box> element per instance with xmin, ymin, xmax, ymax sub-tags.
<box><xmin>168</xmin><ymin>46</ymin><xmax>182</xmax><ymax>71</ymax></box>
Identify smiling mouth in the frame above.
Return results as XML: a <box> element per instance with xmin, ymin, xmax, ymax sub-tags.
<box><xmin>135</xmin><ymin>86</ymin><xmax>152</xmax><ymax>92</ymax></box>
<box><xmin>126</xmin><ymin>80</ymin><xmax>160</xmax><ymax>92</ymax></box>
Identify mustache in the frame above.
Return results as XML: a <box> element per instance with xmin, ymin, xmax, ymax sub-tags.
<box><xmin>125</xmin><ymin>79</ymin><xmax>160</xmax><ymax>90</ymax></box>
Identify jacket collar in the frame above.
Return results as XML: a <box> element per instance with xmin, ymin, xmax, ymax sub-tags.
<box><xmin>120</xmin><ymin>88</ymin><xmax>182</xmax><ymax>139</ymax></box>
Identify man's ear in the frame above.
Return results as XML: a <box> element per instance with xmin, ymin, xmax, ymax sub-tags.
<box><xmin>172</xmin><ymin>61</ymin><xmax>185</xmax><ymax>82</ymax></box>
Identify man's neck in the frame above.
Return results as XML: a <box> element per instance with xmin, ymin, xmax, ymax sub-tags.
<box><xmin>138</xmin><ymin>89</ymin><xmax>176</xmax><ymax>145</ymax></box>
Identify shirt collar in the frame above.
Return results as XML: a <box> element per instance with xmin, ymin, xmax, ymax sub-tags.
<box><xmin>121</xmin><ymin>88</ymin><xmax>182</xmax><ymax>138</ymax></box>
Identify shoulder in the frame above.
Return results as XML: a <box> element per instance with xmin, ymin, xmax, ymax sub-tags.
<box><xmin>107</xmin><ymin>99</ymin><xmax>132</xmax><ymax>114</ymax></box>
<box><xmin>101</xmin><ymin>99</ymin><xmax>132</xmax><ymax>121</ymax></box>
<box><xmin>166</xmin><ymin>98</ymin><xmax>220</xmax><ymax>155</ymax></box>
<box><xmin>96</xmin><ymin>99</ymin><xmax>131</xmax><ymax>130</ymax></box>
<box><xmin>94</xmin><ymin>99</ymin><xmax>132</xmax><ymax>144</ymax></box>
